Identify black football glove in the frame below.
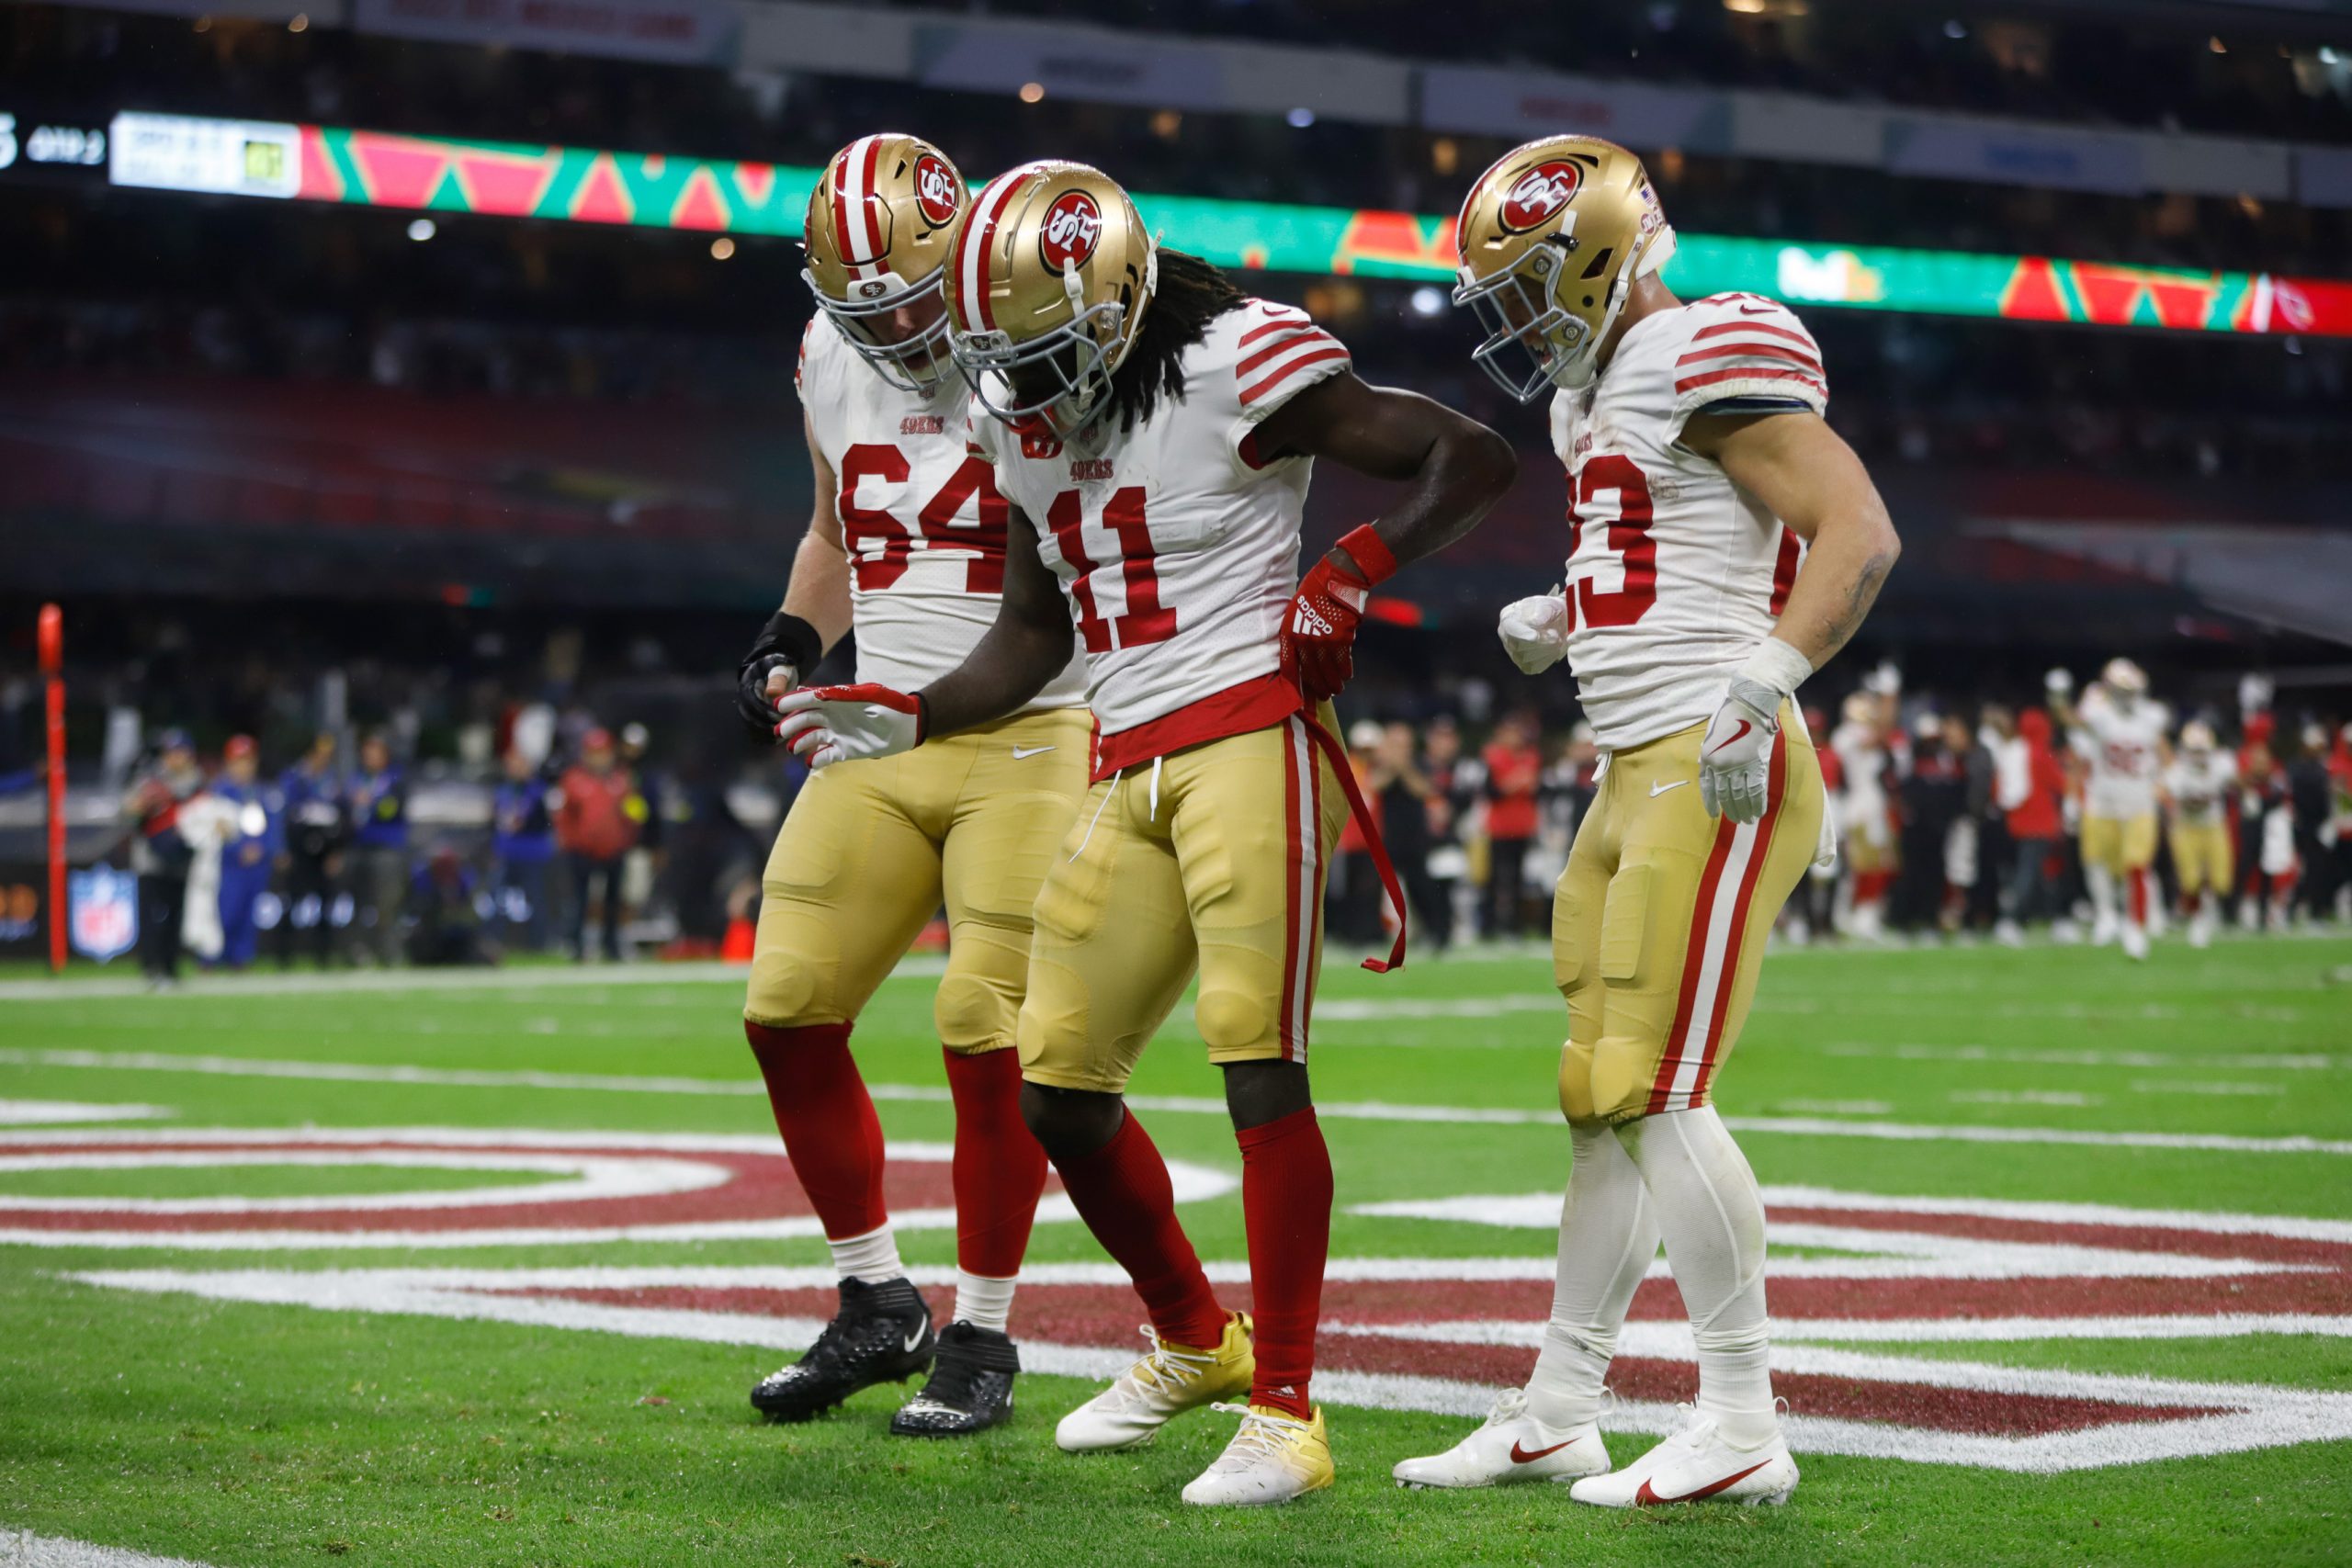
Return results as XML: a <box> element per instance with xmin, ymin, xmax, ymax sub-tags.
<box><xmin>737</xmin><ymin>611</ymin><xmax>824</xmax><ymax>739</ymax></box>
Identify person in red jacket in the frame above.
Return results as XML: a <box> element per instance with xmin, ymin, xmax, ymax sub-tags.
<box><xmin>1995</xmin><ymin>706</ymin><xmax>2070</xmax><ymax>942</ymax></box>
<box><xmin>1481</xmin><ymin>710</ymin><xmax>1544</xmax><ymax>940</ymax></box>
<box><xmin>556</xmin><ymin>728</ymin><xmax>640</xmax><ymax>963</ymax></box>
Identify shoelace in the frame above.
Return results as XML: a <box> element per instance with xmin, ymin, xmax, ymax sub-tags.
<box><xmin>1207</xmin><ymin>1402</ymin><xmax>1310</xmax><ymax>1464</ymax></box>
<box><xmin>1482</xmin><ymin>1388</ymin><xmax>1529</xmax><ymax>1428</ymax></box>
<box><xmin>1122</xmin><ymin>1325</ymin><xmax>1213</xmax><ymax>1399</ymax></box>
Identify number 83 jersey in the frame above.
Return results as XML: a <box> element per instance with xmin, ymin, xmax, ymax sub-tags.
<box><xmin>1547</xmin><ymin>293</ymin><xmax>1826</xmax><ymax>752</ymax></box>
<box><xmin>797</xmin><ymin>315</ymin><xmax>1089</xmax><ymax>708</ymax></box>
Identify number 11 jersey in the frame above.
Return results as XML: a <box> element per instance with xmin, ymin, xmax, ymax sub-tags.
<box><xmin>797</xmin><ymin>315</ymin><xmax>1088</xmax><ymax>708</ymax></box>
<box><xmin>1547</xmin><ymin>293</ymin><xmax>1829</xmax><ymax>751</ymax></box>
<box><xmin>971</xmin><ymin>299</ymin><xmax>1354</xmax><ymax>777</ymax></box>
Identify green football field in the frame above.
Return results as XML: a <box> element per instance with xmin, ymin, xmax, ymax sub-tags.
<box><xmin>3</xmin><ymin>934</ymin><xmax>2350</xmax><ymax>1567</ymax></box>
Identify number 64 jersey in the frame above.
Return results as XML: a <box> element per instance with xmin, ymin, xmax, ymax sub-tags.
<box><xmin>797</xmin><ymin>315</ymin><xmax>1088</xmax><ymax>707</ymax></box>
<box><xmin>1547</xmin><ymin>292</ymin><xmax>1826</xmax><ymax>751</ymax></box>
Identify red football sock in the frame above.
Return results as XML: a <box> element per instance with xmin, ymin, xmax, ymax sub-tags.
<box><xmin>1054</xmin><ymin>1110</ymin><xmax>1227</xmax><ymax>1348</ymax></box>
<box><xmin>2129</xmin><ymin>868</ymin><xmax>2150</xmax><ymax>926</ymax></box>
<box><xmin>944</xmin><ymin>1048</ymin><xmax>1049</xmax><ymax>1281</ymax></box>
<box><xmin>1238</xmin><ymin>1106</ymin><xmax>1333</xmax><ymax>1419</ymax></box>
<box><xmin>746</xmin><ymin>1021</ymin><xmax>887</xmax><ymax>1241</ymax></box>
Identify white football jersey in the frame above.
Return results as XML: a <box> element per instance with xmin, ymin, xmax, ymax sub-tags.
<box><xmin>2165</xmin><ymin>750</ymin><xmax>2235</xmax><ymax>825</ymax></box>
<box><xmin>1545</xmin><ymin>293</ymin><xmax>1823</xmax><ymax>751</ymax></box>
<box><xmin>974</xmin><ymin>299</ymin><xmax>1352</xmax><ymax>774</ymax></box>
<box><xmin>797</xmin><ymin>317</ymin><xmax>1087</xmax><ymax>708</ymax></box>
<box><xmin>2074</xmin><ymin>687</ymin><xmax>2168</xmax><ymax>819</ymax></box>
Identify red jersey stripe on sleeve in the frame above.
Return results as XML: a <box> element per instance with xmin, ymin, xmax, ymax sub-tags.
<box><xmin>1236</xmin><ymin>327</ymin><xmax>1337</xmax><ymax>379</ymax></box>
<box><xmin>1690</xmin><ymin>319</ymin><xmax>1815</xmax><ymax>350</ymax></box>
<box><xmin>1240</xmin><ymin>345</ymin><xmax>1351</xmax><ymax>406</ymax></box>
<box><xmin>1675</xmin><ymin>341</ymin><xmax>1826</xmax><ymax>376</ymax></box>
<box><xmin>1238</xmin><ymin>311</ymin><xmax>1316</xmax><ymax>348</ymax></box>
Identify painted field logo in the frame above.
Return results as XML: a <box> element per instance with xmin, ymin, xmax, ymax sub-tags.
<box><xmin>17</xmin><ymin>1127</ymin><xmax>2351</xmax><ymax>1473</ymax></box>
<box><xmin>1037</xmin><ymin>190</ymin><xmax>1102</xmax><ymax>272</ymax></box>
<box><xmin>912</xmin><ymin>152</ymin><xmax>960</xmax><ymax>227</ymax></box>
<box><xmin>1498</xmin><ymin>160</ymin><xmax>1584</xmax><ymax>233</ymax></box>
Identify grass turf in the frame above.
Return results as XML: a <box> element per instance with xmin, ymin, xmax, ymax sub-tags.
<box><xmin>2</xmin><ymin>933</ymin><xmax>2350</xmax><ymax>1566</ymax></box>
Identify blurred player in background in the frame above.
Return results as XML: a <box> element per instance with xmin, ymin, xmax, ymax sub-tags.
<box><xmin>736</xmin><ymin>136</ymin><xmax>1091</xmax><ymax>1438</ymax></box>
<box><xmin>777</xmin><ymin>158</ymin><xmax>1516</xmax><ymax>1504</ymax></box>
<box><xmin>1831</xmin><ymin>687</ymin><xmax>1897</xmax><ymax>940</ymax></box>
<box><xmin>2050</xmin><ymin>660</ymin><xmax>2168</xmax><ymax>960</ymax></box>
<box><xmin>1404</xmin><ymin>135</ymin><xmax>1897</xmax><ymax>1509</ymax></box>
<box><xmin>209</xmin><ymin>736</ymin><xmax>277</xmax><ymax>971</ymax></box>
<box><xmin>2164</xmin><ymin>720</ymin><xmax>2237</xmax><ymax>948</ymax></box>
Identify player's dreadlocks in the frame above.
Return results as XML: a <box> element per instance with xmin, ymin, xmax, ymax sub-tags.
<box><xmin>1106</xmin><ymin>247</ymin><xmax>1248</xmax><ymax>434</ymax></box>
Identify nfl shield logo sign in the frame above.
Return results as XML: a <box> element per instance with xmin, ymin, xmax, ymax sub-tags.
<box><xmin>69</xmin><ymin>866</ymin><xmax>139</xmax><ymax>964</ymax></box>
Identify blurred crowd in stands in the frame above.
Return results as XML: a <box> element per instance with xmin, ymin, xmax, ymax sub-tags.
<box><xmin>35</xmin><ymin>636</ymin><xmax>2352</xmax><ymax>987</ymax></box>
<box><xmin>6</xmin><ymin>4</ymin><xmax>2348</xmax><ymax>275</ymax></box>
<box><xmin>1329</xmin><ymin>664</ymin><xmax>2352</xmax><ymax>962</ymax></box>
<box><xmin>7</xmin><ymin>290</ymin><xmax>2349</xmax><ymax>484</ymax></box>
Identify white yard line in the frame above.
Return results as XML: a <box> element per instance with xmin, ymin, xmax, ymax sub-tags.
<box><xmin>6</xmin><ymin>1050</ymin><xmax>2348</xmax><ymax>1155</ymax></box>
<box><xmin>1825</xmin><ymin>1043</ymin><xmax>2344</xmax><ymax>1072</ymax></box>
<box><xmin>0</xmin><ymin>1100</ymin><xmax>174</xmax><ymax>1125</ymax></box>
<box><xmin>0</xmin><ymin>1530</ymin><xmax>222</xmax><ymax>1568</ymax></box>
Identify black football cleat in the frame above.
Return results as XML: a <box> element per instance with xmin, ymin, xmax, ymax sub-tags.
<box><xmin>751</xmin><ymin>1277</ymin><xmax>935</xmax><ymax>1422</ymax></box>
<box><xmin>889</xmin><ymin>1321</ymin><xmax>1021</xmax><ymax>1438</ymax></box>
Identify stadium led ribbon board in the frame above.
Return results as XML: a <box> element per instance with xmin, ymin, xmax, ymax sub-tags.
<box><xmin>96</xmin><ymin>110</ymin><xmax>2352</xmax><ymax>339</ymax></box>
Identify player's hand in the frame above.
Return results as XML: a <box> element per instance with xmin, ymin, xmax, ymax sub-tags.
<box><xmin>1497</xmin><ymin>588</ymin><xmax>1569</xmax><ymax>675</ymax></box>
<box><xmin>1697</xmin><ymin>677</ymin><xmax>1781</xmax><ymax>824</ymax></box>
<box><xmin>2043</xmin><ymin>667</ymin><xmax>2074</xmax><ymax>697</ymax></box>
<box><xmin>737</xmin><ymin>611</ymin><xmax>823</xmax><ymax>739</ymax></box>
<box><xmin>772</xmin><ymin>683</ymin><xmax>925</xmax><ymax>770</ymax></box>
<box><xmin>1281</xmin><ymin>550</ymin><xmax>1374</xmax><ymax>702</ymax></box>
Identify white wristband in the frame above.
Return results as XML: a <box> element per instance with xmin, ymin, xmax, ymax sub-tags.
<box><xmin>1736</xmin><ymin>636</ymin><xmax>1815</xmax><ymax>700</ymax></box>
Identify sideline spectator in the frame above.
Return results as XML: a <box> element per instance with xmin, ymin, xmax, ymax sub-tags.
<box><xmin>346</xmin><ymin>732</ymin><xmax>409</xmax><ymax>966</ymax></box>
<box><xmin>557</xmin><ymin>728</ymin><xmax>639</xmax><ymax>963</ymax></box>
<box><xmin>1482</xmin><ymin>710</ymin><xmax>1543</xmax><ymax>940</ymax></box>
<box><xmin>210</xmin><ymin>736</ymin><xmax>278</xmax><ymax>970</ymax></box>
<box><xmin>492</xmin><ymin>748</ymin><xmax>559</xmax><ymax>951</ymax></box>
<box><xmin>277</xmin><ymin>731</ymin><xmax>347</xmax><ymax>969</ymax></box>
<box><xmin>124</xmin><ymin>729</ymin><xmax>203</xmax><ymax>987</ymax></box>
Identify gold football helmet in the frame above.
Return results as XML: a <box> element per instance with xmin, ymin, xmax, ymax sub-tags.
<box><xmin>803</xmin><ymin>133</ymin><xmax>969</xmax><ymax>390</ymax></box>
<box><xmin>943</xmin><ymin>160</ymin><xmax>1157</xmax><ymax>440</ymax></box>
<box><xmin>1451</xmin><ymin>135</ymin><xmax>1677</xmax><ymax>401</ymax></box>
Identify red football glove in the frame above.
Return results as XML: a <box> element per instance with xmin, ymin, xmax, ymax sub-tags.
<box><xmin>1281</xmin><ymin>525</ymin><xmax>1398</xmax><ymax>703</ymax></box>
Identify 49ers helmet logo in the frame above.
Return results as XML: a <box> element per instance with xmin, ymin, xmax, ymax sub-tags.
<box><xmin>912</xmin><ymin>152</ymin><xmax>960</xmax><ymax>228</ymax></box>
<box><xmin>1498</xmin><ymin>160</ymin><xmax>1584</xmax><ymax>233</ymax></box>
<box><xmin>1037</xmin><ymin>189</ymin><xmax>1102</xmax><ymax>273</ymax></box>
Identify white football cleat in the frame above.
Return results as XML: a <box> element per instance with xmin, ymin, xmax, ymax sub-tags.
<box><xmin>2189</xmin><ymin>908</ymin><xmax>2215</xmax><ymax>949</ymax></box>
<box><xmin>1054</xmin><ymin>1314</ymin><xmax>1253</xmax><ymax>1453</ymax></box>
<box><xmin>2121</xmin><ymin>923</ymin><xmax>2150</xmax><ymax>961</ymax></box>
<box><xmin>1569</xmin><ymin>1410</ymin><xmax>1797</xmax><ymax>1509</ymax></box>
<box><xmin>1392</xmin><ymin>1388</ymin><xmax>1610</xmax><ymax>1489</ymax></box>
<box><xmin>1180</xmin><ymin>1403</ymin><xmax>1334</xmax><ymax>1506</ymax></box>
<box><xmin>2090</xmin><ymin>910</ymin><xmax>2120</xmax><ymax>947</ymax></box>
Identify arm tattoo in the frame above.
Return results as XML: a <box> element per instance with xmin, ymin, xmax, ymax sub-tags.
<box><xmin>1814</xmin><ymin>547</ymin><xmax>1896</xmax><ymax>663</ymax></box>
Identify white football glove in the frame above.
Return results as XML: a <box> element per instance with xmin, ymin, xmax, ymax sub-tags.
<box><xmin>1497</xmin><ymin>589</ymin><xmax>1570</xmax><ymax>675</ymax></box>
<box><xmin>1698</xmin><ymin>677</ymin><xmax>1782</xmax><ymax>824</ymax></box>
<box><xmin>2043</xmin><ymin>666</ymin><xmax>2074</xmax><ymax>697</ymax></box>
<box><xmin>772</xmin><ymin>683</ymin><xmax>924</xmax><ymax>771</ymax></box>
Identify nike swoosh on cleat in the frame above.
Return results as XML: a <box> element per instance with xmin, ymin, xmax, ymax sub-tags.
<box><xmin>904</xmin><ymin>1326</ymin><xmax>927</xmax><ymax>1352</ymax></box>
<box><xmin>1510</xmin><ymin>1439</ymin><xmax>1573</xmax><ymax>1464</ymax></box>
<box><xmin>1012</xmin><ymin>745</ymin><xmax>1057</xmax><ymax>759</ymax></box>
<box><xmin>1633</xmin><ymin>1459</ymin><xmax>1772</xmax><ymax>1505</ymax></box>
<box><xmin>1649</xmin><ymin>779</ymin><xmax>1690</xmax><ymax>797</ymax></box>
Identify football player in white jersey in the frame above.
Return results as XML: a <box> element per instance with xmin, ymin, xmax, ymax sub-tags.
<box><xmin>1396</xmin><ymin>136</ymin><xmax>1899</xmax><ymax>1509</ymax></box>
<box><xmin>775</xmin><ymin>160</ymin><xmax>1517</xmax><ymax>1505</ymax></box>
<box><xmin>733</xmin><ymin>135</ymin><xmax>1092</xmax><ymax>1438</ymax></box>
<box><xmin>2164</xmin><ymin>720</ymin><xmax>2236</xmax><ymax>948</ymax></box>
<box><xmin>2049</xmin><ymin>660</ymin><xmax>2170</xmax><ymax>959</ymax></box>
